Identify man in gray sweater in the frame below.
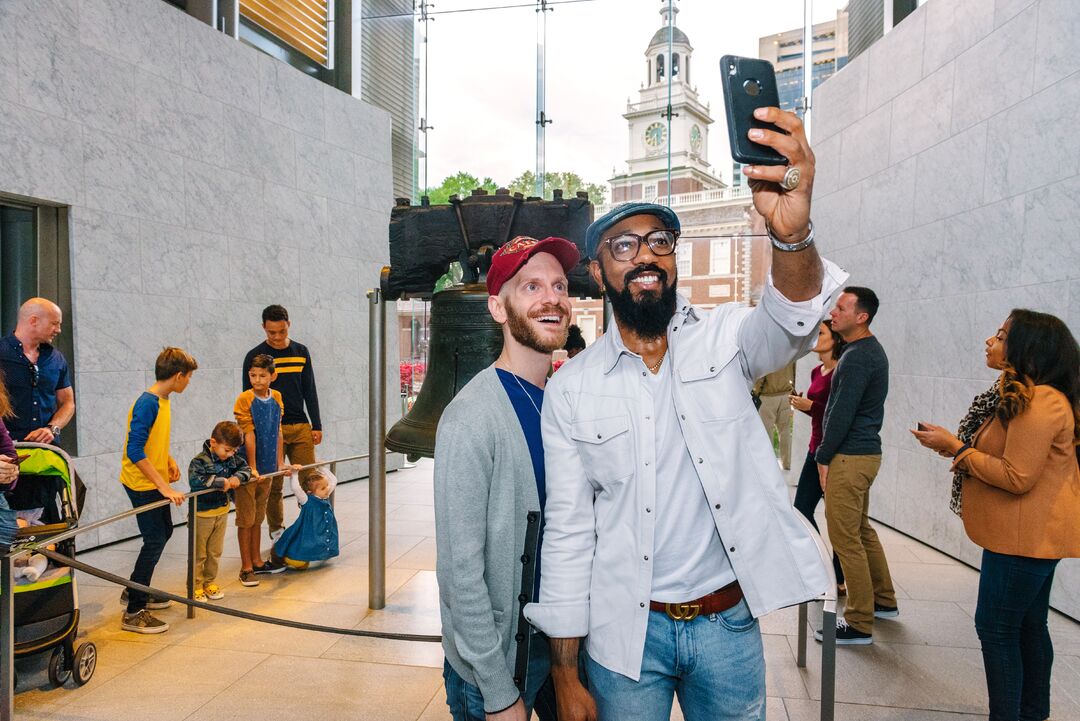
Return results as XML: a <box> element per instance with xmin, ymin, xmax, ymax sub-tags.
<box><xmin>815</xmin><ymin>286</ymin><xmax>898</xmax><ymax>645</ymax></box>
<box><xmin>434</xmin><ymin>236</ymin><xmax>579</xmax><ymax>720</ymax></box>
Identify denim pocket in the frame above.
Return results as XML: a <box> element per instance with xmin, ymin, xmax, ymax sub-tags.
<box><xmin>711</xmin><ymin>599</ymin><xmax>757</xmax><ymax>633</ymax></box>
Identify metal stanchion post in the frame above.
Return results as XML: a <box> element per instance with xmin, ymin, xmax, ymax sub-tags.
<box><xmin>821</xmin><ymin>606</ymin><xmax>837</xmax><ymax>721</ymax></box>
<box><xmin>187</xmin><ymin>498</ymin><xmax>196</xmax><ymax>620</ymax></box>
<box><xmin>797</xmin><ymin>602</ymin><xmax>808</xmax><ymax>668</ymax></box>
<box><xmin>367</xmin><ymin>288</ymin><xmax>387</xmax><ymax>610</ymax></box>
<box><xmin>1</xmin><ymin>552</ymin><xmax>14</xmax><ymax>721</ymax></box>
<box><xmin>329</xmin><ymin>462</ymin><xmax>337</xmax><ymax>510</ymax></box>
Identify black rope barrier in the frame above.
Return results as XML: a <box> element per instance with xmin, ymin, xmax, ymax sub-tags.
<box><xmin>36</xmin><ymin>548</ymin><xmax>442</xmax><ymax>643</ymax></box>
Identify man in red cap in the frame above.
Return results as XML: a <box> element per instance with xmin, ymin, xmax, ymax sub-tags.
<box><xmin>434</xmin><ymin>236</ymin><xmax>579</xmax><ymax>721</ymax></box>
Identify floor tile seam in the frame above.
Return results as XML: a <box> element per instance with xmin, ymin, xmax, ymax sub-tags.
<box><xmin>167</xmin><ymin>635</ymin><xmax>342</xmax><ymax>659</ymax></box>
<box><xmin>177</xmin><ymin>651</ymin><xmax>277</xmax><ymax>721</ymax></box>
<box><xmin>26</xmin><ymin>641</ymin><xmax>175</xmax><ymax>713</ymax></box>
<box><xmin>775</xmin><ymin>630</ymin><xmax>982</xmax><ymax>651</ymax></box>
<box><xmin>781</xmin><ymin>696</ymin><xmax>987</xmax><ymax>717</ymax></box>
<box><xmin>316</xmin><ymin>650</ymin><xmax>444</xmax><ymax>672</ymax></box>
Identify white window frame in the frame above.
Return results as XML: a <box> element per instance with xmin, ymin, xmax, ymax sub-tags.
<box><xmin>710</xmin><ymin>238</ymin><xmax>731</xmax><ymax>275</ymax></box>
<box><xmin>676</xmin><ymin>242</ymin><xmax>692</xmax><ymax>277</ymax></box>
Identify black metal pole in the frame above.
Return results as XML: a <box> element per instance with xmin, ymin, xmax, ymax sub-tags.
<box><xmin>187</xmin><ymin>498</ymin><xmax>196</xmax><ymax>620</ymax></box>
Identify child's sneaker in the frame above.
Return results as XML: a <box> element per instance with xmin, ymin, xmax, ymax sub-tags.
<box><xmin>120</xmin><ymin>588</ymin><xmax>172</xmax><ymax>610</ymax></box>
<box><xmin>121</xmin><ymin>609</ymin><xmax>169</xmax><ymax>634</ymax></box>
<box><xmin>254</xmin><ymin>558</ymin><xmax>286</xmax><ymax>575</ymax></box>
<box><xmin>239</xmin><ymin>570</ymin><xmax>259</xmax><ymax>587</ymax></box>
<box><xmin>193</xmin><ymin>587</ymin><xmax>207</xmax><ymax>602</ymax></box>
<box><xmin>203</xmin><ymin>583</ymin><xmax>224</xmax><ymax>600</ymax></box>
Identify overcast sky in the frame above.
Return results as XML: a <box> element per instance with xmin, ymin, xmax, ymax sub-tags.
<box><xmin>418</xmin><ymin>0</ymin><xmax>848</xmax><ymax>191</ymax></box>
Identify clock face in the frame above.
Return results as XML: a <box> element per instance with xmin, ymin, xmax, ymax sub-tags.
<box><xmin>690</xmin><ymin>124</ymin><xmax>703</xmax><ymax>153</ymax></box>
<box><xmin>644</xmin><ymin>121</ymin><xmax>667</xmax><ymax>148</ymax></box>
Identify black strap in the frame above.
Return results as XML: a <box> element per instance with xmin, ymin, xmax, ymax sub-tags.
<box><xmin>513</xmin><ymin>511</ymin><xmax>541</xmax><ymax>695</ymax></box>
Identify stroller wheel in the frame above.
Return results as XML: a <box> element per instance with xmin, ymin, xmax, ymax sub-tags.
<box><xmin>48</xmin><ymin>646</ymin><xmax>72</xmax><ymax>687</ymax></box>
<box><xmin>72</xmin><ymin>643</ymin><xmax>97</xmax><ymax>686</ymax></box>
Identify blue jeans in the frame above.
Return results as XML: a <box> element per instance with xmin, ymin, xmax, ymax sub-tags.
<box><xmin>975</xmin><ymin>549</ymin><xmax>1060</xmax><ymax>721</ymax></box>
<box><xmin>586</xmin><ymin>599</ymin><xmax>765</xmax><ymax>721</ymax></box>
<box><xmin>124</xmin><ymin>486</ymin><xmax>174</xmax><ymax>614</ymax></box>
<box><xmin>443</xmin><ymin>632</ymin><xmax>553</xmax><ymax>720</ymax></box>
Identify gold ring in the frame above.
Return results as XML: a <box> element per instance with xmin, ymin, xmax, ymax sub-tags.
<box><xmin>780</xmin><ymin>166</ymin><xmax>801</xmax><ymax>191</ymax></box>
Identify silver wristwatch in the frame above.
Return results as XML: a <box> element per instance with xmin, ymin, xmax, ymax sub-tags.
<box><xmin>768</xmin><ymin>220</ymin><xmax>815</xmax><ymax>252</ymax></box>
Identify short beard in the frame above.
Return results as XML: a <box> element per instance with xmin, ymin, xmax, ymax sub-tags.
<box><xmin>504</xmin><ymin>297</ymin><xmax>568</xmax><ymax>354</ymax></box>
<box><xmin>601</xmin><ymin>263</ymin><xmax>678</xmax><ymax>340</ymax></box>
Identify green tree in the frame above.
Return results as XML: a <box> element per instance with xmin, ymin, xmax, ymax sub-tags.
<box><xmin>508</xmin><ymin>170</ymin><xmax>608</xmax><ymax>206</ymax></box>
<box><xmin>423</xmin><ymin>171</ymin><xmax>497</xmax><ymax>205</ymax></box>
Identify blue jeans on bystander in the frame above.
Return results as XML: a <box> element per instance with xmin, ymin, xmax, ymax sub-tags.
<box><xmin>975</xmin><ymin>549</ymin><xmax>1060</xmax><ymax>721</ymax></box>
<box><xmin>585</xmin><ymin>599</ymin><xmax>765</xmax><ymax>721</ymax></box>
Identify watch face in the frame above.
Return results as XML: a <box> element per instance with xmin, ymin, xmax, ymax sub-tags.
<box><xmin>690</xmin><ymin>124</ymin><xmax>702</xmax><ymax>153</ymax></box>
<box><xmin>644</xmin><ymin>121</ymin><xmax>667</xmax><ymax>148</ymax></box>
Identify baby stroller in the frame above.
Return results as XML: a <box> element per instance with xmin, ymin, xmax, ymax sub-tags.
<box><xmin>7</xmin><ymin>442</ymin><xmax>96</xmax><ymax>689</ymax></box>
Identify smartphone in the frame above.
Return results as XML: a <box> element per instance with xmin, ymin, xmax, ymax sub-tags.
<box><xmin>916</xmin><ymin>422</ymin><xmax>928</xmax><ymax>432</ymax></box>
<box><xmin>720</xmin><ymin>55</ymin><xmax>788</xmax><ymax>166</ymax></box>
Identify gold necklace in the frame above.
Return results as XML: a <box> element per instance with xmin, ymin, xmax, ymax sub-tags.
<box><xmin>647</xmin><ymin>349</ymin><xmax>666</xmax><ymax>373</ymax></box>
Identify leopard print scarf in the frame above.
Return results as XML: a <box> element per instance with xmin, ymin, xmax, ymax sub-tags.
<box><xmin>950</xmin><ymin>383</ymin><xmax>1000</xmax><ymax>517</ymax></box>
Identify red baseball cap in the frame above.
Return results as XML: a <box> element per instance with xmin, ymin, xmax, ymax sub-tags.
<box><xmin>486</xmin><ymin>235</ymin><xmax>580</xmax><ymax>296</ymax></box>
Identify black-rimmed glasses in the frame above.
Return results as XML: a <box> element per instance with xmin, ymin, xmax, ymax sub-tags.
<box><xmin>601</xmin><ymin>229</ymin><xmax>679</xmax><ymax>262</ymax></box>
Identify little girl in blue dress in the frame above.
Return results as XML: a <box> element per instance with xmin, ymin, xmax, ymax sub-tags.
<box><xmin>271</xmin><ymin>468</ymin><xmax>339</xmax><ymax>569</ymax></box>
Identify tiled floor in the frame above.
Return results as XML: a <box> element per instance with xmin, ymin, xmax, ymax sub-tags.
<box><xmin>9</xmin><ymin>459</ymin><xmax>1080</xmax><ymax>720</ymax></box>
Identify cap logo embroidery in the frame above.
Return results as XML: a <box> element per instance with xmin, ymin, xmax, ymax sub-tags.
<box><xmin>501</xmin><ymin>236</ymin><xmax>540</xmax><ymax>255</ymax></box>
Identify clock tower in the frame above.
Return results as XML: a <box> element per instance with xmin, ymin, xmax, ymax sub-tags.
<box><xmin>610</xmin><ymin>0</ymin><xmax>725</xmax><ymax>204</ymax></box>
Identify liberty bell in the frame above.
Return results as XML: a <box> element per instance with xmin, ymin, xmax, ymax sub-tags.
<box><xmin>381</xmin><ymin>189</ymin><xmax>598</xmax><ymax>460</ymax></box>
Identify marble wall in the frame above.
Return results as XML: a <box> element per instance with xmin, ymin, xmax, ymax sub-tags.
<box><xmin>0</xmin><ymin>0</ymin><xmax>401</xmax><ymax>549</ymax></box>
<box><xmin>802</xmin><ymin>0</ymin><xmax>1080</xmax><ymax>619</ymax></box>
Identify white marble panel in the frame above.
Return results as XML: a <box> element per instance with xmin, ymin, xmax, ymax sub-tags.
<box><xmin>221</xmin><ymin>104</ymin><xmax>297</xmax><ymax>187</ymax></box>
<box><xmin>931</xmin><ymin>377</ymin><xmax>1000</xmax><ymax>440</ymax></box>
<box><xmin>91</xmin><ymin>452</ymin><xmax>142</xmax><ymax>542</ymax></box>
<box><xmin>300</xmin><ymin>252</ymin><xmax>362</xmax><ymax>310</ymax></box>
<box><xmin>881</xmin><ymin>373</ymin><xmax>936</xmax><ymax>454</ymax></box>
<box><xmin>984</xmin><ymin>71</ymin><xmax>1080</xmax><ymax>203</ymax></box>
<box><xmin>73</xmin><ymin>289</ymin><xmax>191</xmax><ymax>373</ymax></box>
<box><xmin>328</xmin><ymin>200</ymin><xmax>367</xmax><ymax>259</ymax></box>
<box><xmin>901</xmin><ymin>295</ymin><xmax>978</xmax><ymax>379</ymax></box>
<box><xmin>866</xmin><ymin>6</ymin><xmax>926</xmax><ymax>112</ymax></box>
<box><xmin>1050</xmin><ymin>558</ymin><xmax>1080</xmax><ymax>620</ymax></box>
<box><xmin>134</xmin><ymin>68</ymin><xmax>224</xmax><ymax>165</ymax></box>
<box><xmin>1035</xmin><ymin>0</ymin><xmax>1080</xmax><ymax>91</ymax></box>
<box><xmin>838</xmin><ymin>103</ymin><xmax>892</xmax><ymax>186</ymax></box>
<box><xmin>913</xmin><ymin>121</ymin><xmax>988</xmax><ymax>226</ymax></box>
<box><xmin>79</xmin><ymin>0</ymin><xmax>182</xmax><ymax>83</ymax></box>
<box><xmin>994</xmin><ymin>0</ymin><xmax>1038</xmax><ymax>27</ymax></box>
<box><xmin>1020</xmin><ymin>173</ymin><xmax>1080</xmax><ymax>285</ymax></box>
<box><xmin>810</xmin><ymin>184</ymin><xmax>862</xmax><ymax>253</ymax></box>
<box><xmin>1070</xmin><ymin>280</ymin><xmax>1080</xmax><ymax>340</ymax></box>
<box><xmin>83</xmin><ymin>129</ymin><xmax>186</xmax><ymax>225</ymax></box>
<box><xmin>866</xmin><ymin>298</ymin><xmax>906</xmax><ymax>372</ymax></box>
<box><xmin>187</xmin><ymin>298</ymin><xmax>263</xmax><ymax>372</ymax></box>
<box><xmin>184</xmin><ymin>158</ymin><xmax>265</xmax><ymax>242</ymax></box>
<box><xmin>279</xmin><ymin>305</ymin><xmax>337</xmax><ymax>377</ymax></box>
<box><xmin>812</xmin><ymin>53</ymin><xmax>868</xmax><ymax>143</ymax></box>
<box><xmin>0</xmin><ymin>99</ymin><xmax>84</xmax><ymax>205</ymax></box>
<box><xmin>354</xmin><ymin>153</ymin><xmax>395</xmax><ymax>215</ymax></box>
<box><xmin>257</xmin><ymin>53</ymin><xmax>324</xmax><ymax>138</ymax></box>
<box><xmin>809</xmin><ymin>131</ymin><xmax>841</xmax><ymax>197</ymax></box>
<box><xmin>828</xmin><ymin>238</ymin><xmax>880</xmax><ymax>294</ymax></box>
<box><xmin>140</xmin><ymin>220</ymin><xmax>231</xmax><ymax>300</ymax></box>
<box><xmin>940</xmin><ymin>195</ymin><xmax>1026</xmax><ymax>294</ymax></box>
<box><xmin>973</xmin><ymin>281</ymin><xmax>1072</xmax><ymax>338</ymax></box>
<box><xmin>922</xmin><ymin>0</ymin><xmax>996</xmax><ymax>75</ymax></box>
<box><xmin>296</xmin><ymin>133</ymin><xmax>357</xmax><ymax>204</ymax></box>
<box><xmin>178</xmin><ymin>12</ymin><xmax>259</xmax><ymax>115</ymax></box>
<box><xmin>74</xmin><ymin>371</ymin><xmax>147</xmax><ymax>457</ymax></box>
<box><xmin>263</xmin><ymin>182</ymin><xmax>330</xmax><ymax>253</ymax></box>
<box><xmin>889</xmin><ymin>61</ymin><xmax>955</xmax><ymax>164</ymax></box>
<box><xmin>951</xmin><ymin>5</ymin><xmax>1036</xmax><ymax>135</ymax></box>
<box><xmin>877</xmin><ymin>221</ymin><xmax>945</xmax><ymax>301</ymax></box>
<box><xmin>858</xmin><ymin>156</ymin><xmax>917</xmax><ymax>242</ymax></box>
<box><xmin>70</xmin><ymin>207</ymin><xmax>142</xmax><ymax>293</ymax></box>
<box><xmin>331</xmin><ymin>308</ymin><xmax>368</xmax><ymax>372</ymax></box>
<box><xmin>226</xmin><ymin>239</ymin><xmax>302</xmax><ymax>307</ymax></box>
<box><xmin>169</xmin><ymin>367</ymin><xmax>238</xmax><ymax>446</ymax></box>
<box><xmin>323</xmin><ymin>84</ymin><xmax>393</xmax><ymax>162</ymax></box>
<box><xmin>16</xmin><ymin>18</ymin><xmax>137</xmax><ymax>137</ymax></box>
<box><xmin>0</xmin><ymin>4</ymin><xmax>18</xmax><ymax>104</ymax></box>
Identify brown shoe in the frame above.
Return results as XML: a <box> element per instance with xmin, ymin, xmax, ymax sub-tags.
<box><xmin>239</xmin><ymin>570</ymin><xmax>259</xmax><ymax>587</ymax></box>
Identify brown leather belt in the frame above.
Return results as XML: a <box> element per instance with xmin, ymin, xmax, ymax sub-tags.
<box><xmin>649</xmin><ymin>581</ymin><xmax>743</xmax><ymax>621</ymax></box>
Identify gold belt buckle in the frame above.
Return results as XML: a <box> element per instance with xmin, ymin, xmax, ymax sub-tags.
<box><xmin>664</xmin><ymin>602</ymin><xmax>701</xmax><ymax>621</ymax></box>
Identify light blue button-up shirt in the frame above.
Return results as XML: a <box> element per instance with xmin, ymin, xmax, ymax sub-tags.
<box><xmin>524</xmin><ymin>258</ymin><xmax>848</xmax><ymax>681</ymax></box>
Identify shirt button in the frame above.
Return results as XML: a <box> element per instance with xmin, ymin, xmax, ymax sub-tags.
<box><xmin>644</xmin><ymin>555</ymin><xmax>649</xmax><ymax>561</ymax></box>
<box><xmin>709</xmin><ymin>366</ymin><xmax>715</xmax><ymax>372</ymax></box>
<box><xmin>697</xmin><ymin>458</ymin><xmax>703</xmax><ymax>464</ymax></box>
<box><xmin>680</xmin><ymin>415</ymin><xmax>686</xmax><ymax>420</ymax></box>
<box><xmin>645</xmin><ymin>416</ymin><xmax>650</xmax><ymax>420</ymax></box>
<box><xmin>714</xmin><ymin>503</ymin><xmax>721</xmax><ymax>510</ymax></box>
<box><xmin>729</xmin><ymin>546</ymin><xmax>736</xmax><ymax>552</ymax></box>
<box><xmin>797</xmin><ymin>321</ymin><xmax>805</xmax><ymax>327</ymax></box>
<box><xmin>644</xmin><ymin>461</ymin><xmax>650</xmax><ymax>466</ymax></box>
<box><xmin>642</xmin><ymin>371</ymin><xmax>646</xmax><ymax>377</ymax></box>
<box><xmin>645</xmin><ymin>507</ymin><xmax>651</xmax><ymax>513</ymax></box>
<box><xmin>639</xmin><ymin>602</ymin><xmax>645</xmax><ymax>608</ymax></box>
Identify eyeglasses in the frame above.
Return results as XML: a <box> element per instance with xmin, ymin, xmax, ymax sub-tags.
<box><xmin>600</xmin><ymin>229</ymin><xmax>679</xmax><ymax>262</ymax></box>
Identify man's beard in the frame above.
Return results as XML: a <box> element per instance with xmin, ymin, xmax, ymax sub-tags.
<box><xmin>504</xmin><ymin>298</ymin><xmax>568</xmax><ymax>353</ymax></box>
<box><xmin>602</xmin><ymin>263</ymin><xmax>678</xmax><ymax>340</ymax></box>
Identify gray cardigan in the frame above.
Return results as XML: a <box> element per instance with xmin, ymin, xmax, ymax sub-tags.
<box><xmin>434</xmin><ymin>365</ymin><xmax>540</xmax><ymax>713</ymax></box>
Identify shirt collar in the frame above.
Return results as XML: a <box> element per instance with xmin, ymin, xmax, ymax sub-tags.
<box><xmin>599</xmin><ymin>291</ymin><xmax>698</xmax><ymax>375</ymax></box>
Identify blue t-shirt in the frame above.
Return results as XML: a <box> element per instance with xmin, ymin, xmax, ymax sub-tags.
<box><xmin>0</xmin><ymin>334</ymin><xmax>71</xmax><ymax>441</ymax></box>
<box><xmin>251</xmin><ymin>395</ymin><xmax>282</xmax><ymax>473</ymax></box>
<box><xmin>496</xmin><ymin>369</ymin><xmax>545</xmax><ymax>600</ymax></box>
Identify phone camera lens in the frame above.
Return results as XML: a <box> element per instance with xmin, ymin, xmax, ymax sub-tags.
<box><xmin>743</xmin><ymin>79</ymin><xmax>761</xmax><ymax>97</ymax></box>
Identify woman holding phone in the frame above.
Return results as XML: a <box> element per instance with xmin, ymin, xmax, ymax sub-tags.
<box><xmin>789</xmin><ymin>321</ymin><xmax>846</xmax><ymax>592</ymax></box>
<box><xmin>0</xmin><ymin>370</ymin><xmax>21</xmax><ymax>549</ymax></box>
<box><xmin>913</xmin><ymin>309</ymin><xmax>1080</xmax><ymax>721</ymax></box>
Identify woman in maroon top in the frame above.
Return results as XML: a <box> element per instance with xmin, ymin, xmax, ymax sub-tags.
<box><xmin>790</xmin><ymin>322</ymin><xmax>846</xmax><ymax>590</ymax></box>
<box><xmin>0</xmin><ymin>370</ymin><xmax>21</xmax><ymax>550</ymax></box>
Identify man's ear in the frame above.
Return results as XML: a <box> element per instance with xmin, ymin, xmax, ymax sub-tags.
<box><xmin>588</xmin><ymin>259</ymin><xmax>604</xmax><ymax>292</ymax></box>
<box><xmin>488</xmin><ymin>294</ymin><xmax>507</xmax><ymax>324</ymax></box>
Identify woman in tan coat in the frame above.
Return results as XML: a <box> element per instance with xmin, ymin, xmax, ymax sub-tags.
<box><xmin>914</xmin><ymin>309</ymin><xmax>1080</xmax><ymax>721</ymax></box>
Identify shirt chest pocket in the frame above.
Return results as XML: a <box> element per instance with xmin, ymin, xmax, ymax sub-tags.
<box><xmin>676</xmin><ymin>346</ymin><xmax>746</xmax><ymax>421</ymax></box>
<box><xmin>570</xmin><ymin>415</ymin><xmax>635</xmax><ymax>486</ymax></box>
